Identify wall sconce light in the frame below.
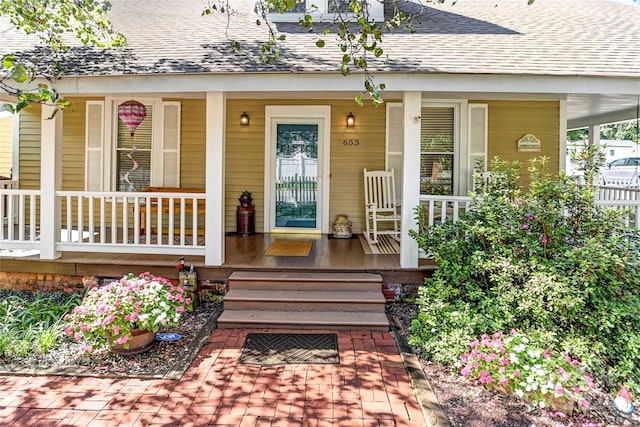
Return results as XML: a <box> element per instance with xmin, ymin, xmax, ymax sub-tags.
<box><xmin>346</xmin><ymin>112</ymin><xmax>355</xmax><ymax>127</ymax></box>
<box><xmin>240</xmin><ymin>112</ymin><xmax>250</xmax><ymax>126</ymax></box>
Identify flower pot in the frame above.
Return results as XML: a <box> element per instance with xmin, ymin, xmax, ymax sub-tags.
<box><xmin>106</xmin><ymin>329</ymin><xmax>156</xmax><ymax>355</ymax></box>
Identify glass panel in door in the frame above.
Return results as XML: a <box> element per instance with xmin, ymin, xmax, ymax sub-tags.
<box><xmin>275</xmin><ymin>123</ymin><xmax>318</xmax><ymax>229</ymax></box>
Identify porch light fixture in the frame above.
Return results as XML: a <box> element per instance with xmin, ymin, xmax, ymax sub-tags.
<box><xmin>240</xmin><ymin>112</ymin><xmax>250</xmax><ymax>126</ymax></box>
<box><xmin>346</xmin><ymin>112</ymin><xmax>355</xmax><ymax>127</ymax></box>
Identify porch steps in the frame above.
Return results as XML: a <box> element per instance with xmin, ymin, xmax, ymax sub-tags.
<box><xmin>217</xmin><ymin>271</ymin><xmax>389</xmax><ymax>331</ymax></box>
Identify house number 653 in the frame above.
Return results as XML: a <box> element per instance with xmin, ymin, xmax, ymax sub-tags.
<box><xmin>343</xmin><ymin>139</ymin><xmax>360</xmax><ymax>146</ymax></box>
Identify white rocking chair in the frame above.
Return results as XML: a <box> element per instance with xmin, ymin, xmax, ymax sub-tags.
<box><xmin>363</xmin><ymin>168</ymin><xmax>401</xmax><ymax>244</ymax></box>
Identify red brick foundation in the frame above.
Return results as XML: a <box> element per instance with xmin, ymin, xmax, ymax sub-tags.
<box><xmin>0</xmin><ymin>271</ymin><xmax>88</xmax><ymax>293</ymax></box>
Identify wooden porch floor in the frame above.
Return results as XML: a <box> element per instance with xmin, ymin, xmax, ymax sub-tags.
<box><xmin>1</xmin><ymin>233</ymin><xmax>436</xmax><ymax>285</ymax></box>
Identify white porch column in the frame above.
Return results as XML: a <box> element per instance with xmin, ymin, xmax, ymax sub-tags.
<box><xmin>559</xmin><ymin>100</ymin><xmax>567</xmax><ymax>172</ymax></box>
<box><xmin>40</xmin><ymin>105</ymin><xmax>63</xmax><ymax>259</ymax></box>
<box><xmin>205</xmin><ymin>92</ymin><xmax>226</xmax><ymax>266</ymax></box>
<box><xmin>588</xmin><ymin>124</ymin><xmax>601</xmax><ymax>147</ymax></box>
<box><xmin>400</xmin><ymin>92</ymin><xmax>422</xmax><ymax>269</ymax></box>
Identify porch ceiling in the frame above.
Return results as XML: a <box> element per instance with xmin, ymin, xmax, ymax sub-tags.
<box><xmin>566</xmin><ymin>94</ymin><xmax>640</xmax><ymax>129</ymax></box>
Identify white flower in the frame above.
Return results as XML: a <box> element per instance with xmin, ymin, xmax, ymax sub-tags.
<box><xmin>154</xmin><ymin>312</ymin><xmax>167</xmax><ymax>325</ymax></box>
<box><xmin>527</xmin><ymin>349</ymin><xmax>541</xmax><ymax>359</ymax></box>
<box><xmin>510</xmin><ymin>353</ymin><xmax>520</xmax><ymax>364</ymax></box>
<box><xmin>515</xmin><ymin>389</ymin><xmax>525</xmax><ymax>398</ymax></box>
<box><xmin>514</xmin><ymin>344</ymin><xmax>526</xmax><ymax>353</ymax></box>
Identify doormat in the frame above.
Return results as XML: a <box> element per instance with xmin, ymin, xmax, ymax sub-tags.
<box><xmin>359</xmin><ymin>234</ymin><xmax>400</xmax><ymax>255</ymax></box>
<box><xmin>264</xmin><ymin>240</ymin><xmax>312</xmax><ymax>256</ymax></box>
<box><xmin>239</xmin><ymin>333</ymin><xmax>339</xmax><ymax>365</ymax></box>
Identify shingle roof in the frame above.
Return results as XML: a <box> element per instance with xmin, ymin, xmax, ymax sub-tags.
<box><xmin>2</xmin><ymin>0</ymin><xmax>639</xmax><ymax>78</ymax></box>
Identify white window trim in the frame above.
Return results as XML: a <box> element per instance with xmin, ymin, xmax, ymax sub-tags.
<box><xmin>467</xmin><ymin>103</ymin><xmax>488</xmax><ymax>193</ymax></box>
<box><xmin>85</xmin><ymin>101</ymin><xmax>105</xmax><ymax>191</ymax></box>
<box><xmin>421</xmin><ymin>100</ymin><xmax>468</xmax><ymax>196</ymax></box>
<box><xmin>101</xmin><ymin>97</ymin><xmax>180</xmax><ymax>191</ymax></box>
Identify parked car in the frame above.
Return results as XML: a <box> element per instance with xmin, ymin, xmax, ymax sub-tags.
<box><xmin>599</xmin><ymin>157</ymin><xmax>640</xmax><ymax>187</ymax></box>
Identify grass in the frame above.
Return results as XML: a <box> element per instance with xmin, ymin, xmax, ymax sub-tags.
<box><xmin>0</xmin><ymin>289</ymin><xmax>82</xmax><ymax>358</ymax></box>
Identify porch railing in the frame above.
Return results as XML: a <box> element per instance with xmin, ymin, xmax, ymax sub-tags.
<box><xmin>56</xmin><ymin>191</ymin><xmax>206</xmax><ymax>254</ymax></box>
<box><xmin>0</xmin><ymin>189</ymin><xmax>206</xmax><ymax>255</ymax></box>
<box><xmin>420</xmin><ymin>190</ymin><xmax>640</xmax><ymax>229</ymax></box>
<box><xmin>0</xmin><ymin>186</ymin><xmax>39</xmax><ymax>250</ymax></box>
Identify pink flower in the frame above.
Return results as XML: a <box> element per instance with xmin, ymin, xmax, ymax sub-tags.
<box><xmin>113</xmin><ymin>325</ymin><xmax>120</xmax><ymax>335</ymax></box>
<box><xmin>116</xmin><ymin>335</ymin><xmax>129</xmax><ymax>345</ymax></box>
<box><xmin>513</xmin><ymin>370</ymin><xmax>521</xmax><ymax>378</ymax></box>
<box><xmin>500</xmin><ymin>377</ymin><xmax>508</xmax><ymax>387</ymax></box>
<box><xmin>573</xmin><ymin>386</ymin><xmax>582</xmax><ymax>393</ymax></box>
<box><xmin>522</xmin><ymin>224</ymin><xmax>530</xmax><ymax>230</ymax></box>
<box><xmin>461</xmin><ymin>366</ymin><xmax>471</xmax><ymax>378</ymax></box>
<box><xmin>102</xmin><ymin>314</ymin><xmax>115</xmax><ymax>326</ymax></box>
<box><xmin>80</xmin><ymin>345</ymin><xmax>94</xmax><ymax>353</ymax></box>
<box><xmin>555</xmin><ymin>384</ymin><xmax>564</xmax><ymax>396</ymax></box>
<box><xmin>499</xmin><ymin>359</ymin><xmax>509</xmax><ymax>365</ymax></box>
<box><xmin>176</xmin><ymin>306</ymin><xmax>185</xmax><ymax>312</ymax></box>
<box><xmin>461</xmin><ymin>353</ymin><xmax>468</xmax><ymax>363</ymax></box>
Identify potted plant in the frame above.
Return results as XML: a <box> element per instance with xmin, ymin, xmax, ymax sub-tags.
<box><xmin>64</xmin><ymin>272</ymin><xmax>191</xmax><ymax>355</ymax></box>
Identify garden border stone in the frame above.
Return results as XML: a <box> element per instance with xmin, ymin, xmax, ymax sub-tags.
<box><xmin>388</xmin><ymin>314</ymin><xmax>451</xmax><ymax>427</ymax></box>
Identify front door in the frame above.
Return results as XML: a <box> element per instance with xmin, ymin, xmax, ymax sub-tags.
<box><xmin>265</xmin><ymin>106</ymin><xmax>331</xmax><ymax>234</ymax></box>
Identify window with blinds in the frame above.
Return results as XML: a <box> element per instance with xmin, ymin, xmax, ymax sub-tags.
<box><xmin>116</xmin><ymin>104</ymin><xmax>153</xmax><ymax>192</ymax></box>
<box><xmin>328</xmin><ymin>0</ymin><xmax>352</xmax><ymax>12</ymax></box>
<box><xmin>420</xmin><ymin>107</ymin><xmax>455</xmax><ymax>195</ymax></box>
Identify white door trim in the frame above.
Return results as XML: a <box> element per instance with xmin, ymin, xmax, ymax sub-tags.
<box><xmin>264</xmin><ymin>105</ymin><xmax>331</xmax><ymax>234</ymax></box>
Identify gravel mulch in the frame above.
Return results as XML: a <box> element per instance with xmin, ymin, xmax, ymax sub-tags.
<box><xmin>387</xmin><ymin>302</ymin><xmax>639</xmax><ymax>427</ymax></box>
<box><xmin>0</xmin><ymin>302</ymin><xmax>223</xmax><ymax>380</ymax></box>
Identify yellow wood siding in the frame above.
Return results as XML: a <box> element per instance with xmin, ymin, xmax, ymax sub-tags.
<box><xmin>17</xmin><ymin>104</ymin><xmax>41</xmax><ymax>190</ymax></box>
<box><xmin>0</xmin><ymin>115</ymin><xmax>13</xmax><ymax>178</ymax></box>
<box><xmin>178</xmin><ymin>99</ymin><xmax>206</xmax><ymax>188</ymax></box>
<box><xmin>62</xmin><ymin>99</ymin><xmax>88</xmax><ymax>190</ymax></box>
<box><xmin>474</xmin><ymin>100</ymin><xmax>560</xmax><ymax>186</ymax></box>
<box><xmin>225</xmin><ymin>100</ymin><xmax>387</xmax><ymax>233</ymax></box>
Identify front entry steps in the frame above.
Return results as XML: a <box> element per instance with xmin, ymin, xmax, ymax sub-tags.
<box><xmin>217</xmin><ymin>271</ymin><xmax>389</xmax><ymax>331</ymax></box>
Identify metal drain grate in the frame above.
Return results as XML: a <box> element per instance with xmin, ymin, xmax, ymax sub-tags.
<box><xmin>238</xmin><ymin>333</ymin><xmax>339</xmax><ymax>365</ymax></box>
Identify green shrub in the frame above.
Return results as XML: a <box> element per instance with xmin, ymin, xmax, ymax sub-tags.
<box><xmin>409</xmin><ymin>156</ymin><xmax>640</xmax><ymax>396</ymax></box>
<box><xmin>0</xmin><ymin>290</ymin><xmax>81</xmax><ymax>358</ymax></box>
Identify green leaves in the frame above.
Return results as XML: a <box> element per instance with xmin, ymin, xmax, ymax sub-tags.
<box><xmin>1</xmin><ymin>0</ymin><xmax>126</xmax><ymax>113</ymax></box>
<box><xmin>410</xmin><ymin>154</ymin><xmax>640</xmax><ymax>396</ymax></box>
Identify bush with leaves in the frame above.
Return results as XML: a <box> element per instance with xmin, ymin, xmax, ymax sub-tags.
<box><xmin>409</xmin><ymin>156</ymin><xmax>640</xmax><ymax>398</ymax></box>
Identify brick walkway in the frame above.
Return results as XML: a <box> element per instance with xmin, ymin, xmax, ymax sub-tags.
<box><xmin>0</xmin><ymin>329</ymin><xmax>427</xmax><ymax>426</ymax></box>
